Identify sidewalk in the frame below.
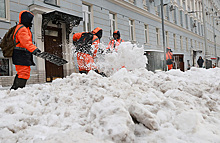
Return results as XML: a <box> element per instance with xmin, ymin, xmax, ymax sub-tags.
<box><xmin>0</xmin><ymin>86</ymin><xmax>10</xmax><ymax>90</ymax></box>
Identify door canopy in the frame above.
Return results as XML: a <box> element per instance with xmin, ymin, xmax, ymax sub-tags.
<box><xmin>42</xmin><ymin>10</ymin><xmax>82</xmax><ymax>43</ymax></box>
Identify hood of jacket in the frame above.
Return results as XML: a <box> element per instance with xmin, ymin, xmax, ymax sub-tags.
<box><xmin>113</xmin><ymin>30</ymin><xmax>120</xmax><ymax>39</ymax></box>
<box><xmin>92</xmin><ymin>27</ymin><xmax>103</xmax><ymax>39</ymax></box>
<box><xmin>19</xmin><ymin>10</ymin><xmax>34</xmax><ymax>28</ymax></box>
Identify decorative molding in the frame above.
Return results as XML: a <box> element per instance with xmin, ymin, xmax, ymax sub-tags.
<box><xmin>41</xmin><ymin>11</ymin><xmax>82</xmax><ymax>43</ymax></box>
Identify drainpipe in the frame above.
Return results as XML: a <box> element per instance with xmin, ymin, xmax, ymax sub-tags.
<box><xmin>160</xmin><ymin>0</ymin><xmax>167</xmax><ymax>71</ymax></box>
<box><xmin>201</xmin><ymin>0</ymin><xmax>208</xmax><ymax>68</ymax></box>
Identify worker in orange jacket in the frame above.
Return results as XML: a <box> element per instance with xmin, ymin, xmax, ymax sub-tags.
<box><xmin>73</xmin><ymin>27</ymin><xmax>103</xmax><ymax>74</ymax></box>
<box><xmin>166</xmin><ymin>47</ymin><xmax>174</xmax><ymax>70</ymax></box>
<box><xmin>107</xmin><ymin>30</ymin><xmax>124</xmax><ymax>52</ymax></box>
<box><xmin>11</xmin><ymin>10</ymin><xmax>41</xmax><ymax>90</ymax></box>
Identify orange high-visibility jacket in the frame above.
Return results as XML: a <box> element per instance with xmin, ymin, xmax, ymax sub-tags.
<box><xmin>166</xmin><ymin>51</ymin><xmax>173</xmax><ymax>65</ymax></box>
<box><xmin>73</xmin><ymin>27</ymin><xmax>102</xmax><ymax>72</ymax></box>
<box><xmin>12</xmin><ymin>10</ymin><xmax>38</xmax><ymax>66</ymax></box>
<box><xmin>107</xmin><ymin>30</ymin><xmax>124</xmax><ymax>52</ymax></box>
<box><xmin>107</xmin><ymin>38</ymin><xmax>124</xmax><ymax>52</ymax></box>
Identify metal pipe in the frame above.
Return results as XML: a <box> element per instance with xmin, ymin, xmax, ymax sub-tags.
<box><xmin>160</xmin><ymin>0</ymin><xmax>167</xmax><ymax>71</ymax></box>
<box><xmin>202</xmin><ymin>0</ymin><xmax>208</xmax><ymax>68</ymax></box>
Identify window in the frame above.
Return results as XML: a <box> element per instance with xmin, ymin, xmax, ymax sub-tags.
<box><xmin>190</xmin><ymin>17</ymin><xmax>193</xmax><ymax>31</ymax></box>
<box><xmin>144</xmin><ymin>24</ymin><xmax>149</xmax><ymax>43</ymax></box>
<box><xmin>195</xmin><ymin>40</ymin><xmax>197</xmax><ymax>49</ymax></box>
<box><xmin>180</xmin><ymin>10</ymin><xmax>183</xmax><ymax>27</ymax></box>
<box><xmin>156</xmin><ymin>28</ymin><xmax>160</xmax><ymax>45</ymax></box>
<box><xmin>164</xmin><ymin>5</ymin><xmax>169</xmax><ymax>20</ymax></box>
<box><xmin>201</xmin><ymin>43</ymin><xmax>204</xmax><ymax>52</ymax></box>
<box><xmin>172</xmin><ymin>7</ymin><xmax>177</xmax><ymax>24</ymax></box>
<box><xmin>198</xmin><ymin>22</ymin><xmax>200</xmax><ymax>35</ymax></box>
<box><xmin>44</xmin><ymin>0</ymin><xmax>58</xmax><ymax>5</ymax></box>
<box><xmin>155</xmin><ymin>6</ymin><xmax>160</xmax><ymax>16</ymax></box>
<box><xmin>194</xmin><ymin>20</ymin><xmax>197</xmax><ymax>34</ymax></box>
<box><xmin>185</xmin><ymin>14</ymin><xmax>188</xmax><ymax>29</ymax></box>
<box><xmin>186</xmin><ymin>37</ymin><xmax>188</xmax><ymax>51</ymax></box>
<box><xmin>201</xmin><ymin>25</ymin><xmax>203</xmax><ymax>36</ymax></box>
<box><xmin>0</xmin><ymin>58</ymin><xmax>9</xmax><ymax>76</ymax></box>
<box><xmin>109</xmin><ymin>13</ymin><xmax>116</xmax><ymax>36</ymax></box>
<box><xmin>129</xmin><ymin>0</ymin><xmax>135</xmax><ymax>4</ymax></box>
<box><xmin>187</xmin><ymin>0</ymin><xmax>190</xmax><ymax>10</ymax></box>
<box><xmin>0</xmin><ymin>0</ymin><xmax>6</xmax><ymax>18</ymax></box>
<box><xmin>143</xmin><ymin>0</ymin><xmax>148</xmax><ymax>10</ymax></box>
<box><xmin>129</xmin><ymin>19</ymin><xmax>135</xmax><ymax>41</ymax></box>
<box><xmin>82</xmin><ymin>4</ymin><xmax>92</xmax><ymax>32</ymax></box>
<box><xmin>180</xmin><ymin>36</ymin><xmax>183</xmax><ymax>49</ymax></box>
<box><xmin>173</xmin><ymin>34</ymin><xmax>176</xmax><ymax>49</ymax></box>
<box><xmin>165</xmin><ymin>31</ymin><xmax>169</xmax><ymax>47</ymax></box>
<box><xmin>190</xmin><ymin>39</ymin><xmax>193</xmax><ymax>49</ymax></box>
<box><xmin>0</xmin><ymin>0</ymin><xmax>9</xmax><ymax>20</ymax></box>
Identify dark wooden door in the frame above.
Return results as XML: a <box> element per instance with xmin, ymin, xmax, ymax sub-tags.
<box><xmin>44</xmin><ymin>26</ymin><xmax>63</xmax><ymax>82</ymax></box>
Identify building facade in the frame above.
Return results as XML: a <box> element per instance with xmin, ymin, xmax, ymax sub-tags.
<box><xmin>0</xmin><ymin>0</ymin><xmax>220</xmax><ymax>86</ymax></box>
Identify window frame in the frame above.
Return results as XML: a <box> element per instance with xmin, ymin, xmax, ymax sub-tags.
<box><xmin>0</xmin><ymin>58</ymin><xmax>10</xmax><ymax>76</ymax></box>
<box><xmin>180</xmin><ymin>36</ymin><xmax>183</xmax><ymax>49</ymax></box>
<box><xmin>144</xmin><ymin>24</ymin><xmax>149</xmax><ymax>44</ymax></box>
<box><xmin>186</xmin><ymin>37</ymin><xmax>188</xmax><ymax>51</ymax></box>
<box><xmin>109</xmin><ymin>12</ymin><xmax>116</xmax><ymax>36</ymax></box>
<box><xmin>156</xmin><ymin>28</ymin><xmax>160</xmax><ymax>46</ymax></box>
<box><xmin>173</xmin><ymin>34</ymin><xmax>176</xmax><ymax>49</ymax></box>
<box><xmin>0</xmin><ymin>0</ymin><xmax>10</xmax><ymax>21</ymax></box>
<box><xmin>82</xmin><ymin>4</ymin><xmax>92</xmax><ymax>32</ymax></box>
<box><xmin>129</xmin><ymin>19</ymin><xmax>135</xmax><ymax>41</ymax></box>
<box><xmin>179</xmin><ymin>10</ymin><xmax>183</xmax><ymax>27</ymax></box>
<box><xmin>44</xmin><ymin>0</ymin><xmax>60</xmax><ymax>6</ymax></box>
<box><xmin>185</xmin><ymin>14</ymin><xmax>188</xmax><ymax>29</ymax></box>
<box><xmin>165</xmin><ymin>31</ymin><xmax>169</xmax><ymax>47</ymax></box>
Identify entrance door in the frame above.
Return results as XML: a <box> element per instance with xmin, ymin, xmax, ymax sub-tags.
<box><xmin>193</xmin><ymin>51</ymin><xmax>196</xmax><ymax>66</ymax></box>
<box><xmin>173</xmin><ymin>54</ymin><xmax>184</xmax><ymax>71</ymax></box>
<box><xmin>44</xmin><ymin>26</ymin><xmax>63</xmax><ymax>82</ymax></box>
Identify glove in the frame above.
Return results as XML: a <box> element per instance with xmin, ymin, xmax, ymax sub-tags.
<box><xmin>32</xmin><ymin>48</ymin><xmax>41</xmax><ymax>56</ymax></box>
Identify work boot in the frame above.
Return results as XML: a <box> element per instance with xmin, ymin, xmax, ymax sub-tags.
<box><xmin>10</xmin><ymin>74</ymin><xmax>27</xmax><ymax>90</ymax></box>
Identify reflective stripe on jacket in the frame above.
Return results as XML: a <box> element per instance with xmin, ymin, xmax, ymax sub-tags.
<box><xmin>166</xmin><ymin>51</ymin><xmax>173</xmax><ymax>65</ymax></box>
<box><xmin>107</xmin><ymin>38</ymin><xmax>124</xmax><ymax>52</ymax></box>
<box><xmin>12</xmin><ymin>10</ymin><xmax>37</xmax><ymax>66</ymax></box>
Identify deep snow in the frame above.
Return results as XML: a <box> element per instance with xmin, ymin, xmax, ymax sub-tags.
<box><xmin>0</xmin><ymin>42</ymin><xmax>220</xmax><ymax>143</ymax></box>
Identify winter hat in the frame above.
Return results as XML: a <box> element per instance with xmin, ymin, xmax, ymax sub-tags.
<box><xmin>113</xmin><ymin>30</ymin><xmax>120</xmax><ymax>39</ymax></box>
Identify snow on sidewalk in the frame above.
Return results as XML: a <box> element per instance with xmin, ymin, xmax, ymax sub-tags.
<box><xmin>0</xmin><ymin>67</ymin><xmax>220</xmax><ymax>143</ymax></box>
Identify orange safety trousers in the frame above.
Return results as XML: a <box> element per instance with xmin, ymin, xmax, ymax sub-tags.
<box><xmin>168</xmin><ymin>64</ymin><xmax>173</xmax><ymax>70</ymax></box>
<box><xmin>15</xmin><ymin>65</ymin><xmax>31</xmax><ymax>79</ymax></box>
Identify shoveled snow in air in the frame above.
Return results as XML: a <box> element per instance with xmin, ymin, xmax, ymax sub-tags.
<box><xmin>0</xmin><ymin>42</ymin><xmax>220</xmax><ymax>143</ymax></box>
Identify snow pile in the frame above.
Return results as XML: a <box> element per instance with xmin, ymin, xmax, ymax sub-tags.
<box><xmin>96</xmin><ymin>42</ymin><xmax>146</xmax><ymax>76</ymax></box>
<box><xmin>0</xmin><ymin>67</ymin><xmax>220</xmax><ymax>142</ymax></box>
<box><xmin>87</xmin><ymin>97</ymin><xmax>135</xmax><ymax>142</ymax></box>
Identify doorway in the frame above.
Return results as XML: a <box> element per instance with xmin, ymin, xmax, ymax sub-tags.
<box><xmin>44</xmin><ymin>26</ymin><xmax>63</xmax><ymax>82</ymax></box>
<box><xmin>173</xmin><ymin>54</ymin><xmax>184</xmax><ymax>71</ymax></box>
